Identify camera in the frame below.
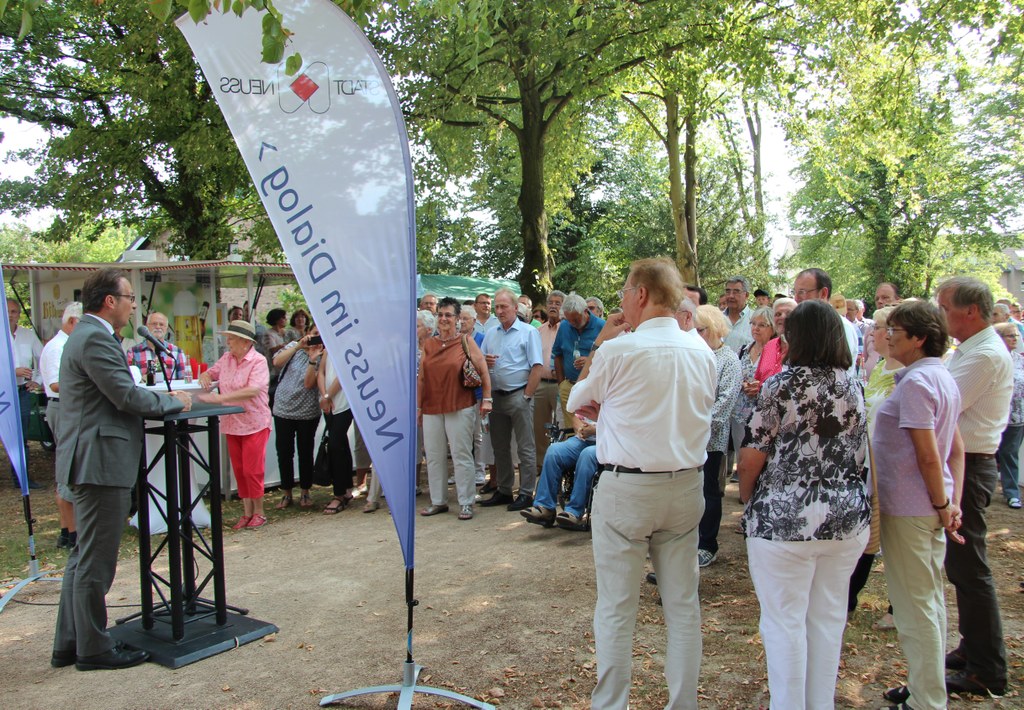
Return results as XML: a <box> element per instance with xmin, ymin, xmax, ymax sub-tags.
<box><xmin>307</xmin><ymin>335</ymin><xmax>323</xmax><ymax>346</ymax></box>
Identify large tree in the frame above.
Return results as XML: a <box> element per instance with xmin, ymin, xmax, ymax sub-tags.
<box><xmin>383</xmin><ymin>0</ymin><xmax>700</xmax><ymax>301</ymax></box>
<box><xmin>789</xmin><ymin>41</ymin><xmax>1019</xmax><ymax>297</ymax></box>
<box><xmin>0</xmin><ymin>0</ymin><xmax>266</xmax><ymax>258</ymax></box>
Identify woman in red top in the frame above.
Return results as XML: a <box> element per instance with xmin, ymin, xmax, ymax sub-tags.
<box><xmin>418</xmin><ymin>297</ymin><xmax>492</xmax><ymax>520</ymax></box>
<box><xmin>199</xmin><ymin>320</ymin><xmax>272</xmax><ymax>529</ymax></box>
<box><xmin>752</xmin><ymin>297</ymin><xmax>796</xmax><ymax>388</ymax></box>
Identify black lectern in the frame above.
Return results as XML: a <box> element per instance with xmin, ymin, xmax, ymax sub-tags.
<box><xmin>111</xmin><ymin>402</ymin><xmax>277</xmax><ymax>668</ymax></box>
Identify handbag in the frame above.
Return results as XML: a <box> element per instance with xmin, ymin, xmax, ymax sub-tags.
<box><xmin>461</xmin><ymin>336</ymin><xmax>483</xmax><ymax>389</ymax></box>
<box><xmin>312</xmin><ymin>430</ymin><xmax>331</xmax><ymax>487</ymax></box>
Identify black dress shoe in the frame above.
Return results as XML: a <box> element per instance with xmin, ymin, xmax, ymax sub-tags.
<box><xmin>507</xmin><ymin>494</ymin><xmax>533</xmax><ymax>511</ymax></box>
<box><xmin>75</xmin><ymin>645</ymin><xmax>150</xmax><ymax>671</ymax></box>
<box><xmin>646</xmin><ymin>571</ymin><xmax>658</xmax><ymax>585</ymax></box>
<box><xmin>945</xmin><ymin>648</ymin><xmax>967</xmax><ymax>670</ymax></box>
<box><xmin>51</xmin><ymin>649</ymin><xmax>75</xmax><ymax>668</ymax></box>
<box><xmin>945</xmin><ymin>670</ymin><xmax>1005</xmax><ymax>696</ymax></box>
<box><xmin>479</xmin><ymin>491</ymin><xmax>514</xmax><ymax>507</ymax></box>
<box><xmin>882</xmin><ymin>686</ymin><xmax>909</xmax><ymax>704</ymax></box>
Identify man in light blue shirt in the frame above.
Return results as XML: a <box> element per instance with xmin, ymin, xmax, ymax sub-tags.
<box><xmin>553</xmin><ymin>293</ymin><xmax>605</xmax><ymax>423</ymax></box>
<box><xmin>722</xmin><ymin>275</ymin><xmax>753</xmax><ymax>354</ymax></box>
<box><xmin>472</xmin><ymin>293</ymin><xmax>499</xmax><ymax>335</ymax></box>
<box><xmin>480</xmin><ymin>288</ymin><xmax>543</xmax><ymax>511</ymax></box>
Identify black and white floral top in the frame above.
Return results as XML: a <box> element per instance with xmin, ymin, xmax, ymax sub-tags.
<box><xmin>742</xmin><ymin>365</ymin><xmax>870</xmax><ymax>541</ymax></box>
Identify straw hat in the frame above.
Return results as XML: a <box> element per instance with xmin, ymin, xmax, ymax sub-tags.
<box><xmin>219</xmin><ymin>319</ymin><xmax>257</xmax><ymax>342</ymax></box>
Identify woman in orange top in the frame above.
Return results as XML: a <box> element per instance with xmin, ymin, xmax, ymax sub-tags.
<box><xmin>418</xmin><ymin>297</ymin><xmax>492</xmax><ymax>520</ymax></box>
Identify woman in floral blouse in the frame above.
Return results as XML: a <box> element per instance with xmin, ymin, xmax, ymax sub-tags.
<box><xmin>737</xmin><ymin>300</ymin><xmax>870</xmax><ymax>710</ymax></box>
<box><xmin>694</xmin><ymin>305</ymin><xmax>741</xmax><ymax>567</ymax></box>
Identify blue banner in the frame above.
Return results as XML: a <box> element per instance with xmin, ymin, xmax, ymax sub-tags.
<box><xmin>178</xmin><ymin>1</ymin><xmax>418</xmax><ymax>568</ymax></box>
<box><xmin>0</xmin><ymin>266</ymin><xmax>29</xmax><ymax>495</ymax></box>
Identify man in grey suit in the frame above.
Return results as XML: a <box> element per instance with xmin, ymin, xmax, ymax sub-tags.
<box><xmin>51</xmin><ymin>269</ymin><xmax>192</xmax><ymax>671</ymax></box>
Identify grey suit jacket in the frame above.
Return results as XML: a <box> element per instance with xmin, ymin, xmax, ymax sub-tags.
<box><xmin>55</xmin><ymin>315</ymin><xmax>185</xmax><ymax>489</ymax></box>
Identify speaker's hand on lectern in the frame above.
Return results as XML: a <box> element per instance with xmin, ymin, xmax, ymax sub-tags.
<box><xmin>170</xmin><ymin>390</ymin><xmax>193</xmax><ymax>412</ymax></box>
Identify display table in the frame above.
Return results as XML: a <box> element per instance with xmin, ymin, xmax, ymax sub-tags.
<box><xmin>112</xmin><ymin>401</ymin><xmax>278</xmax><ymax>668</ymax></box>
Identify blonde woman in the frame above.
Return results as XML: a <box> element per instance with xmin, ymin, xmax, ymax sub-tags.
<box><xmin>694</xmin><ymin>305</ymin><xmax>741</xmax><ymax>566</ymax></box>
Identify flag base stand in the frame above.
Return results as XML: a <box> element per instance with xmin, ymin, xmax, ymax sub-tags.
<box><xmin>319</xmin><ymin>660</ymin><xmax>495</xmax><ymax>709</ymax></box>
<box><xmin>0</xmin><ymin>559</ymin><xmax>60</xmax><ymax>614</ymax></box>
<box><xmin>0</xmin><ymin>492</ymin><xmax>61</xmax><ymax>615</ymax></box>
<box><xmin>320</xmin><ymin>570</ymin><xmax>493</xmax><ymax>709</ymax></box>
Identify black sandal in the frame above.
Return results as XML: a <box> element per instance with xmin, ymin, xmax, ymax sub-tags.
<box><xmin>323</xmin><ymin>497</ymin><xmax>347</xmax><ymax>515</ymax></box>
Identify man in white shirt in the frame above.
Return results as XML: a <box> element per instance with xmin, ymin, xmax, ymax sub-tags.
<box><xmin>39</xmin><ymin>302</ymin><xmax>82</xmax><ymax>548</ymax></box>
<box><xmin>567</xmin><ymin>258</ymin><xmax>716</xmax><ymax>710</ymax></box>
<box><xmin>792</xmin><ymin>269</ymin><xmax>859</xmax><ymax>379</ymax></box>
<box><xmin>7</xmin><ymin>297</ymin><xmax>43</xmax><ymax>489</ymax></box>
<box><xmin>938</xmin><ymin>277</ymin><xmax>1011</xmax><ymax>697</ymax></box>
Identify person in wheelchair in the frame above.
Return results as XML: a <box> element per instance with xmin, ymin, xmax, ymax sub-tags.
<box><xmin>521</xmin><ymin>411</ymin><xmax>598</xmax><ymax>531</ymax></box>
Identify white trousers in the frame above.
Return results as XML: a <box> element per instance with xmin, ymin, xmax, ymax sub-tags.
<box><xmin>746</xmin><ymin>530</ymin><xmax>868</xmax><ymax>710</ymax></box>
<box><xmin>880</xmin><ymin>514</ymin><xmax>948</xmax><ymax>710</ymax></box>
<box><xmin>591</xmin><ymin>469</ymin><xmax>704</xmax><ymax>710</ymax></box>
<box><xmin>422</xmin><ymin>405</ymin><xmax>477</xmax><ymax>507</ymax></box>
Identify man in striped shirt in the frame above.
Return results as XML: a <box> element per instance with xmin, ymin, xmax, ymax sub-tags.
<box><xmin>938</xmin><ymin>277</ymin><xmax>1012</xmax><ymax>697</ymax></box>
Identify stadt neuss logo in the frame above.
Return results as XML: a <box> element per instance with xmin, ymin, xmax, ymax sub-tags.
<box><xmin>218</xmin><ymin>61</ymin><xmax>383</xmax><ymax>114</ymax></box>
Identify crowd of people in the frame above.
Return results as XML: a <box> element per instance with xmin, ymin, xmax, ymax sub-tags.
<box><xmin>8</xmin><ymin>263</ymin><xmax>1021</xmax><ymax>707</ymax></box>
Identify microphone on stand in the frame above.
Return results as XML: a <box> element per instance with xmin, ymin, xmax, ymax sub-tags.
<box><xmin>137</xmin><ymin>325</ymin><xmax>173</xmax><ymax>392</ymax></box>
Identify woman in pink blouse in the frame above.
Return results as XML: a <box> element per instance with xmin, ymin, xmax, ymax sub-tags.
<box><xmin>199</xmin><ymin>320</ymin><xmax>272</xmax><ymax>529</ymax></box>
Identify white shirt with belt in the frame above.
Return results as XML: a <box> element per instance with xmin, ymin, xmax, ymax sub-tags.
<box><xmin>946</xmin><ymin>325</ymin><xmax>1012</xmax><ymax>454</ymax></box>
<box><xmin>567</xmin><ymin>316</ymin><xmax>716</xmax><ymax>472</ymax></box>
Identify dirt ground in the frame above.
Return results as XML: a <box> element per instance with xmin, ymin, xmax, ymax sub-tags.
<box><xmin>2</xmin><ymin>460</ymin><xmax>1023</xmax><ymax>710</ymax></box>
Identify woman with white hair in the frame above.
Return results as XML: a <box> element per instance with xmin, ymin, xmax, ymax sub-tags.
<box><xmin>753</xmin><ymin>297</ymin><xmax>796</xmax><ymax>387</ymax></box>
<box><xmin>730</xmin><ymin>305</ymin><xmax>775</xmax><ymax>463</ymax></box>
<box><xmin>694</xmin><ymin>304</ymin><xmax>742</xmax><ymax>567</ymax></box>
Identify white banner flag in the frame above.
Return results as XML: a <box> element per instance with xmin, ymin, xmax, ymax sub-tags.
<box><xmin>178</xmin><ymin>2</ymin><xmax>417</xmax><ymax>567</ymax></box>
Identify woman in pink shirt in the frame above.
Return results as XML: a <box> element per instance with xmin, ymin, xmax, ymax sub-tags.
<box><xmin>199</xmin><ymin>320</ymin><xmax>272</xmax><ymax>529</ymax></box>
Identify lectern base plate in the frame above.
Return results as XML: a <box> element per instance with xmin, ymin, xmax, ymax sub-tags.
<box><xmin>109</xmin><ymin>612</ymin><xmax>278</xmax><ymax>668</ymax></box>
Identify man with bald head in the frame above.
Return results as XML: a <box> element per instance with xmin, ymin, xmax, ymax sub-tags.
<box><xmin>568</xmin><ymin>258</ymin><xmax>715</xmax><ymax>710</ymax></box>
<box><xmin>126</xmin><ymin>311</ymin><xmax>190</xmax><ymax>382</ymax></box>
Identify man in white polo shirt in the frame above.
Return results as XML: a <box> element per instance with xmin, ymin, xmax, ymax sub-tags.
<box><xmin>937</xmin><ymin>276</ymin><xmax>1011</xmax><ymax>698</ymax></box>
<box><xmin>39</xmin><ymin>301</ymin><xmax>82</xmax><ymax>549</ymax></box>
<box><xmin>567</xmin><ymin>258</ymin><xmax>716</xmax><ymax>710</ymax></box>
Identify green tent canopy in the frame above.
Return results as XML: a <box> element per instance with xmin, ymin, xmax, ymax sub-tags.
<box><xmin>416</xmin><ymin>274</ymin><xmax>520</xmax><ymax>303</ymax></box>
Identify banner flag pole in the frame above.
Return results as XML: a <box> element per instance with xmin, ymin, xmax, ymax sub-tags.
<box><xmin>178</xmin><ymin>4</ymin><xmax>492</xmax><ymax>707</ymax></box>
<box><xmin>0</xmin><ymin>266</ymin><xmax>59</xmax><ymax>614</ymax></box>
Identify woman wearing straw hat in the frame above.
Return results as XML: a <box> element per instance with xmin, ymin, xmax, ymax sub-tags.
<box><xmin>199</xmin><ymin>320</ymin><xmax>272</xmax><ymax>529</ymax></box>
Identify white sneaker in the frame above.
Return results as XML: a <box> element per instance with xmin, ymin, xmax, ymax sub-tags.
<box><xmin>697</xmin><ymin>549</ymin><xmax>717</xmax><ymax>568</ymax></box>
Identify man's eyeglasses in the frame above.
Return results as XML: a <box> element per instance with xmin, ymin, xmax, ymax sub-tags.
<box><xmin>616</xmin><ymin>286</ymin><xmax>638</xmax><ymax>300</ymax></box>
<box><xmin>793</xmin><ymin>288</ymin><xmax>819</xmax><ymax>298</ymax></box>
<box><xmin>115</xmin><ymin>293</ymin><xmax>136</xmax><ymax>304</ymax></box>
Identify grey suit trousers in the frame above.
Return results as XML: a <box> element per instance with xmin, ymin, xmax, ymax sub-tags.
<box><xmin>53</xmin><ymin>483</ymin><xmax>132</xmax><ymax>657</ymax></box>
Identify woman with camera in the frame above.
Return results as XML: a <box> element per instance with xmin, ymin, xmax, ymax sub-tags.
<box><xmin>271</xmin><ymin>324</ymin><xmax>325</xmax><ymax>510</ymax></box>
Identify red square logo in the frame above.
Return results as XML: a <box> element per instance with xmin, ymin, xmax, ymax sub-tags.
<box><xmin>291</xmin><ymin>75</ymin><xmax>319</xmax><ymax>103</ymax></box>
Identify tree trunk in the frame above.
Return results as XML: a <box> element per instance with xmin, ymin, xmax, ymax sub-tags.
<box><xmin>665</xmin><ymin>93</ymin><xmax>693</xmax><ymax>283</ymax></box>
<box><xmin>516</xmin><ymin>81</ymin><xmax>553</xmax><ymax>303</ymax></box>
<box><xmin>743</xmin><ymin>98</ymin><xmax>766</xmax><ymax>269</ymax></box>
<box><xmin>681</xmin><ymin>110</ymin><xmax>699</xmax><ymax>284</ymax></box>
